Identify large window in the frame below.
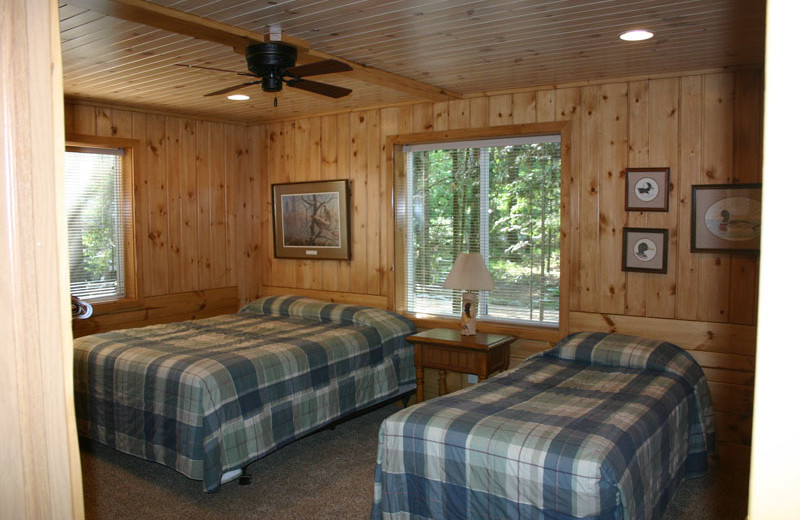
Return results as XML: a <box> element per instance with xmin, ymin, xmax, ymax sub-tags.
<box><xmin>399</xmin><ymin>133</ymin><xmax>562</xmax><ymax>327</ymax></box>
<box><xmin>64</xmin><ymin>139</ymin><xmax>135</xmax><ymax>301</ymax></box>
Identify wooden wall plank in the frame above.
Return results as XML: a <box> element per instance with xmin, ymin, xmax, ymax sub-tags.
<box><xmin>72</xmin><ymin>287</ymin><xmax>240</xmax><ymax>338</ymax></box>
<box><xmin>145</xmin><ymin>114</ymin><xmax>169</xmax><ymax>297</ymax></box>
<box><xmin>349</xmin><ymin>111</ymin><xmax>369</xmax><ymax>294</ymax></box>
<box><xmin>625</xmin><ymin>80</ymin><xmax>649</xmax><ymax>316</ymax></box>
<box><xmin>179</xmin><ymin>118</ymin><xmax>199</xmax><ymax>292</ymax></box>
<box><xmin>307</xmin><ymin>118</ymin><xmax>323</xmax><ymax>290</ymax></box>
<box><xmin>131</xmin><ymin>112</ymin><xmax>148</xmax><ymax>300</ymax></box>
<box><xmin>320</xmin><ymin>115</ymin><xmax>340</xmax><ymax>293</ymax></box>
<box><xmin>675</xmin><ymin>75</ymin><xmax>703</xmax><ymax>321</ymax></box>
<box><xmin>447</xmin><ymin>99</ymin><xmax>470</xmax><ymax>130</ymax></box>
<box><xmin>729</xmin><ymin>70</ymin><xmax>763</xmax><ymax>325</ymax></box>
<box><xmin>536</xmin><ymin>90</ymin><xmax>555</xmax><ymax>123</ymax></box>
<box><xmin>512</xmin><ymin>92</ymin><xmax>537</xmax><ymax>125</ymax></box>
<box><xmin>569</xmin><ymin>310</ymin><xmax>757</xmax><ymax>356</ymax></box>
<box><xmin>412</xmin><ymin>103</ymin><xmax>433</xmax><ymax>133</ymax></box>
<box><xmin>697</xmin><ymin>73</ymin><xmax>735</xmax><ymax>323</ymax></box>
<box><xmin>271</xmin><ymin>121</ymin><xmax>293</xmax><ymax>287</ymax></box>
<box><xmin>489</xmin><ymin>94</ymin><xmax>513</xmax><ymax>127</ymax></box>
<box><xmin>367</xmin><ymin>109</ymin><xmax>383</xmax><ymax>295</ymax></box>
<box><xmin>577</xmin><ymin>85</ymin><xmax>600</xmax><ymax>312</ymax></box>
<box><xmin>336</xmin><ymin>113</ymin><xmax>352</xmax><ymax>293</ymax></box>
<box><xmin>293</xmin><ymin>118</ymin><xmax>312</xmax><ymax>290</ymax></box>
<box><xmin>469</xmin><ymin>97</ymin><xmax>489</xmax><ymax>128</ymax></box>
<box><xmin>196</xmin><ymin>120</ymin><xmax>212</xmax><ymax>290</ymax></box>
<box><xmin>225</xmin><ymin>124</ymin><xmax>240</xmax><ymax>289</ymax></box>
<box><xmin>596</xmin><ymin>82</ymin><xmax>627</xmax><ymax>315</ymax></box>
<box><xmin>209</xmin><ymin>121</ymin><xmax>229</xmax><ymax>289</ymax></box>
<box><xmin>165</xmin><ymin>117</ymin><xmax>184</xmax><ymax>293</ymax></box>
<box><xmin>554</xmin><ymin>88</ymin><xmax>581</xmax><ymax>312</ymax></box>
<box><xmin>645</xmin><ymin>78</ymin><xmax>680</xmax><ymax>318</ymax></box>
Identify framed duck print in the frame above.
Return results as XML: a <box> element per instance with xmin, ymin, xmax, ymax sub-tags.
<box><xmin>622</xmin><ymin>227</ymin><xmax>669</xmax><ymax>274</ymax></box>
<box><xmin>691</xmin><ymin>183</ymin><xmax>761</xmax><ymax>253</ymax></box>
<box><xmin>625</xmin><ymin>167</ymin><xmax>670</xmax><ymax>212</ymax></box>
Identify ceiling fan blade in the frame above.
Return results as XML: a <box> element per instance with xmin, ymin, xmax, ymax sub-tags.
<box><xmin>286</xmin><ymin>78</ymin><xmax>352</xmax><ymax>99</ymax></box>
<box><xmin>203</xmin><ymin>81</ymin><xmax>260</xmax><ymax>97</ymax></box>
<box><xmin>175</xmin><ymin>63</ymin><xmax>257</xmax><ymax>77</ymax></box>
<box><xmin>284</xmin><ymin>59</ymin><xmax>353</xmax><ymax>78</ymax></box>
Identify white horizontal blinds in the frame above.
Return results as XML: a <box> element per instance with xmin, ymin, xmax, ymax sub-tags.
<box><xmin>64</xmin><ymin>149</ymin><xmax>126</xmax><ymax>300</ymax></box>
<box><xmin>405</xmin><ymin>135</ymin><xmax>561</xmax><ymax>325</ymax></box>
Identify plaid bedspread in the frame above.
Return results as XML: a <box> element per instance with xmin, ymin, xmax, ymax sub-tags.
<box><xmin>74</xmin><ymin>295</ymin><xmax>416</xmax><ymax>492</ymax></box>
<box><xmin>372</xmin><ymin>332</ymin><xmax>715</xmax><ymax>520</ymax></box>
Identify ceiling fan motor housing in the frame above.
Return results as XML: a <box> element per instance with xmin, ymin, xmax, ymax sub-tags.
<box><xmin>245</xmin><ymin>42</ymin><xmax>298</xmax><ymax>92</ymax></box>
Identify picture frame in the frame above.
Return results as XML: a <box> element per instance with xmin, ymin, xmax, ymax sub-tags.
<box><xmin>625</xmin><ymin>167</ymin><xmax>670</xmax><ymax>211</ymax></box>
<box><xmin>622</xmin><ymin>227</ymin><xmax>669</xmax><ymax>273</ymax></box>
<box><xmin>272</xmin><ymin>179</ymin><xmax>351</xmax><ymax>260</ymax></box>
<box><xmin>691</xmin><ymin>183</ymin><xmax>761</xmax><ymax>253</ymax></box>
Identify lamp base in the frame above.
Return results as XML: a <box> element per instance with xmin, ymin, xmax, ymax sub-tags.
<box><xmin>460</xmin><ymin>292</ymin><xmax>478</xmax><ymax>336</ymax></box>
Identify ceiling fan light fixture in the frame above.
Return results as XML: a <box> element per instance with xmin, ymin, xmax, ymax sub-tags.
<box><xmin>620</xmin><ymin>29</ymin><xmax>654</xmax><ymax>41</ymax></box>
<box><xmin>227</xmin><ymin>94</ymin><xmax>250</xmax><ymax>101</ymax></box>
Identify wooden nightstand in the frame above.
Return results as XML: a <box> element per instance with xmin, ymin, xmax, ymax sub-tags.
<box><xmin>407</xmin><ymin>328</ymin><xmax>515</xmax><ymax>403</ymax></box>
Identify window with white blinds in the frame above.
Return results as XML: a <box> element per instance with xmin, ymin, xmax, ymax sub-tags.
<box><xmin>400</xmin><ymin>134</ymin><xmax>562</xmax><ymax>326</ymax></box>
<box><xmin>64</xmin><ymin>147</ymin><xmax>128</xmax><ymax>300</ymax></box>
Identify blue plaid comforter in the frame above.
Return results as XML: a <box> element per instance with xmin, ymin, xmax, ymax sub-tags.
<box><xmin>372</xmin><ymin>332</ymin><xmax>715</xmax><ymax>520</ymax></box>
<box><xmin>74</xmin><ymin>295</ymin><xmax>416</xmax><ymax>492</ymax></box>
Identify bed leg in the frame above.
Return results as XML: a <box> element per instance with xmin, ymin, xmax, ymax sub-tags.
<box><xmin>239</xmin><ymin>465</ymin><xmax>252</xmax><ymax>486</ymax></box>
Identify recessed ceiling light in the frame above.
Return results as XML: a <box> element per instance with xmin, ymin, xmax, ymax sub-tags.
<box><xmin>619</xmin><ymin>29</ymin><xmax>654</xmax><ymax>42</ymax></box>
<box><xmin>227</xmin><ymin>94</ymin><xmax>250</xmax><ymax>101</ymax></box>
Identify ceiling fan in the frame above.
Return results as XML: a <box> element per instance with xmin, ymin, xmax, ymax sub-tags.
<box><xmin>190</xmin><ymin>41</ymin><xmax>353</xmax><ymax>104</ymax></box>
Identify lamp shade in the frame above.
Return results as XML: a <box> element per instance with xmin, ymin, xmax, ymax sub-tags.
<box><xmin>442</xmin><ymin>253</ymin><xmax>495</xmax><ymax>291</ymax></box>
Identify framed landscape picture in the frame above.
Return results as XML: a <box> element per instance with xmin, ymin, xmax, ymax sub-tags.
<box><xmin>625</xmin><ymin>167</ymin><xmax>670</xmax><ymax>211</ymax></box>
<box><xmin>622</xmin><ymin>227</ymin><xmax>669</xmax><ymax>274</ymax></box>
<box><xmin>691</xmin><ymin>183</ymin><xmax>761</xmax><ymax>253</ymax></box>
<box><xmin>272</xmin><ymin>179</ymin><xmax>351</xmax><ymax>260</ymax></box>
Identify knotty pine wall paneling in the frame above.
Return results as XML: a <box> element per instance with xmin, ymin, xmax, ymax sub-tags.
<box><xmin>65</xmin><ymin>103</ymin><xmax>257</xmax><ymax>335</ymax></box>
<box><xmin>257</xmin><ymin>69</ymin><xmax>762</xmax><ymax>470</ymax></box>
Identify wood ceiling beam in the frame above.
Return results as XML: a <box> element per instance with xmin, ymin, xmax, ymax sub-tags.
<box><xmin>66</xmin><ymin>0</ymin><xmax>461</xmax><ymax>102</ymax></box>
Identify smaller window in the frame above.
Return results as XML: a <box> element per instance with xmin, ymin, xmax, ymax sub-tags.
<box><xmin>64</xmin><ymin>139</ymin><xmax>135</xmax><ymax>302</ymax></box>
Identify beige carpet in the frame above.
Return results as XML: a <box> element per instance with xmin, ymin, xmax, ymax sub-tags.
<box><xmin>79</xmin><ymin>401</ymin><xmax>749</xmax><ymax>520</ymax></box>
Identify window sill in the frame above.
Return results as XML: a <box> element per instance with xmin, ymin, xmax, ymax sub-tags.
<box><xmin>81</xmin><ymin>296</ymin><xmax>144</xmax><ymax>316</ymax></box>
<box><xmin>402</xmin><ymin>313</ymin><xmax>563</xmax><ymax>343</ymax></box>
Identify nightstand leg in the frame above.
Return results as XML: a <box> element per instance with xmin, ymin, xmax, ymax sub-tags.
<box><xmin>439</xmin><ymin>369</ymin><xmax>447</xmax><ymax>396</ymax></box>
<box><xmin>416</xmin><ymin>366</ymin><xmax>425</xmax><ymax>403</ymax></box>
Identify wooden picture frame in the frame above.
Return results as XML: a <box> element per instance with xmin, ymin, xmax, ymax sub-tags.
<box><xmin>622</xmin><ymin>227</ymin><xmax>669</xmax><ymax>273</ymax></box>
<box><xmin>625</xmin><ymin>167</ymin><xmax>670</xmax><ymax>211</ymax></box>
<box><xmin>272</xmin><ymin>179</ymin><xmax>351</xmax><ymax>260</ymax></box>
<box><xmin>691</xmin><ymin>183</ymin><xmax>762</xmax><ymax>253</ymax></box>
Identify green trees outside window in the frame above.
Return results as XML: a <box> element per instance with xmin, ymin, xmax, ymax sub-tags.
<box><xmin>65</xmin><ymin>150</ymin><xmax>126</xmax><ymax>300</ymax></box>
<box><xmin>405</xmin><ymin>137</ymin><xmax>561</xmax><ymax>325</ymax></box>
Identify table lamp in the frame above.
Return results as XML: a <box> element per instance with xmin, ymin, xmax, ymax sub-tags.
<box><xmin>442</xmin><ymin>253</ymin><xmax>494</xmax><ymax>335</ymax></box>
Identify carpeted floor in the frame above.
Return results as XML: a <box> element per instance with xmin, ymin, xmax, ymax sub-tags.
<box><xmin>79</xmin><ymin>401</ymin><xmax>749</xmax><ymax>520</ymax></box>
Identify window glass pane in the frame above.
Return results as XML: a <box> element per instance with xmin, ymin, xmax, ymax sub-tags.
<box><xmin>404</xmin><ymin>136</ymin><xmax>561</xmax><ymax>326</ymax></box>
<box><xmin>65</xmin><ymin>150</ymin><xmax>126</xmax><ymax>300</ymax></box>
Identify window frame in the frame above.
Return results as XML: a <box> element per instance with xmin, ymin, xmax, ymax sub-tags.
<box><xmin>65</xmin><ymin>134</ymin><xmax>142</xmax><ymax>312</ymax></box>
<box><xmin>387</xmin><ymin>122</ymin><xmax>571</xmax><ymax>342</ymax></box>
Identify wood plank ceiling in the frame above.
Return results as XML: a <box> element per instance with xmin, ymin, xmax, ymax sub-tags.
<box><xmin>60</xmin><ymin>0</ymin><xmax>766</xmax><ymax>124</ymax></box>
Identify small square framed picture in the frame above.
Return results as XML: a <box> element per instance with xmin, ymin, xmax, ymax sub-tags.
<box><xmin>622</xmin><ymin>227</ymin><xmax>669</xmax><ymax>274</ymax></box>
<box><xmin>625</xmin><ymin>167</ymin><xmax>670</xmax><ymax>211</ymax></box>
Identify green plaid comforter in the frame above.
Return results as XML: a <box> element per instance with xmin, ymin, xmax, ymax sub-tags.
<box><xmin>74</xmin><ymin>295</ymin><xmax>416</xmax><ymax>492</ymax></box>
<box><xmin>372</xmin><ymin>332</ymin><xmax>715</xmax><ymax>520</ymax></box>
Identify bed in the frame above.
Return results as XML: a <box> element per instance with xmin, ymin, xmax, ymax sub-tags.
<box><xmin>371</xmin><ymin>331</ymin><xmax>715</xmax><ymax>520</ymax></box>
<box><xmin>74</xmin><ymin>294</ymin><xmax>416</xmax><ymax>492</ymax></box>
